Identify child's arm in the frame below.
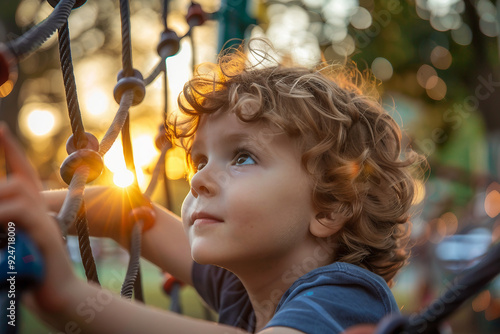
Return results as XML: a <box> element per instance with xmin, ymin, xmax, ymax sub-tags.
<box><xmin>35</xmin><ymin>278</ymin><xmax>304</xmax><ymax>334</ymax></box>
<box><xmin>44</xmin><ymin>187</ymin><xmax>194</xmax><ymax>285</ymax></box>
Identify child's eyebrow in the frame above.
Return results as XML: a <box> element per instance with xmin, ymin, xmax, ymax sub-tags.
<box><xmin>191</xmin><ymin>131</ymin><xmax>271</xmax><ymax>157</ymax></box>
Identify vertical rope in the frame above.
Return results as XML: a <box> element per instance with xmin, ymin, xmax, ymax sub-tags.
<box><xmin>162</xmin><ymin>0</ymin><xmax>170</xmax><ymax>30</ymax></box>
<box><xmin>133</xmin><ymin>269</ymin><xmax>144</xmax><ymax>302</ymax></box>
<box><xmin>58</xmin><ymin>21</ymin><xmax>87</xmax><ymax>149</ymax></box>
<box><xmin>162</xmin><ymin>66</ymin><xmax>173</xmax><ymax>210</ymax></box>
<box><xmin>76</xmin><ymin>204</ymin><xmax>100</xmax><ymax>284</ymax></box>
<box><xmin>119</xmin><ymin>0</ymin><xmax>134</xmax><ymax>77</ymax></box>
<box><xmin>120</xmin><ymin>222</ymin><xmax>143</xmax><ymax>299</ymax></box>
<box><xmin>121</xmin><ymin>116</ymin><xmax>139</xmax><ymax>187</ymax></box>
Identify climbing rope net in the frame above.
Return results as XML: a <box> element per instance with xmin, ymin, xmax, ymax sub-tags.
<box><xmin>0</xmin><ymin>0</ymin><xmax>208</xmax><ymax>302</ymax></box>
<box><xmin>2</xmin><ymin>2</ymin><xmax>500</xmax><ymax>334</ymax></box>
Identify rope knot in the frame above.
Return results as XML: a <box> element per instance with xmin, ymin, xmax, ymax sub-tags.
<box><xmin>157</xmin><ymin>29</ymin><xmax>180</xmax><ymax>58</ymax></box>
<box><xmin>60</xmin><ymin>149</ymin><xmax>103</xmax><ymax>185</ymax></box>
<box><xmin>113</xmin><ymin>69</ymin><xmax>146</xmax><ymax>106</ymax></box>
<box><xmin>127</xmin><ymin>206</ymin><xmax>156</xmax><ymax>232</ymax></box>
<box><xmin>47</xmin><ymin>0</ymin><xmax>87</xmax><ymax>9</ymax></box>
<box><xmin>186</xmin><ymin>2</ymin><xmax>208</xmax><ymax>28</ymax></box>
<box><xmin>66</xmin><ymin>132</ymin><xmax>99</xmax><ymax>153</ymax></box>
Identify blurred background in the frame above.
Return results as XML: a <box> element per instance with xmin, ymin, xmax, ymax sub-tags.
<box><xmin>1</xmin><ymin>0</ymin><xmax>500</xmax><ymax>333</ymax></box>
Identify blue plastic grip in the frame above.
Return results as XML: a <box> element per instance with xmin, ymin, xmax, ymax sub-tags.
<box><xmin>1</xmin><ymin>228</ymin><xmax>45</xmax><ymax>334</ymax></box>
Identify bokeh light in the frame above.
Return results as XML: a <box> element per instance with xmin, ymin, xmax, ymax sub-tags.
<box><xmin>350</xmin><ymin>6</ymin><xmax>372</xmax><ymax>30</ymax></box>
<box><xmin>473</xmin><ymin>290</ymin><xmax>491</xmax><ymax>313</ymax></box>
<box><xmin>485</xmin><ymin>183</ymin><xmax>500</xmax><ymax>218</ymax></box>
<box><xmin>426</xmin><ymin>76</ymin><xmax>447</xmax><ymax>100</ymax></box>
<box><xmin>430</xmin><ymin>46</ymin><xmax>452</xmax><ymax>70</ymax></box>
<box><xmin>18</xmin><ymin>103</ymin><xmax>61</xmax><ymax>138</ymax></box>
<box><xmin>166</xmin><ymin>146</ymin><xmax>186</xmax><ymax>180</ymax></box>
<box><xmin>113</xmin><ymin>169</ymin><xmax>135</xmax><ymax>188</ymax></box>
<box><xmin>83</xmin><ymin>88</ymin><xmax>111</xmax><ymax>117</ymax></box>
<box><xmin>451</xmin><ymin>22</ymin><xmax>472</xmax><ymax>45</ymax></box>
<box><xmin>416</xmin><ymin>64</ymin><xmax>438</xmax><ymax>88</ymax></box>
<box><xmin>371</xmin><ymin>57</ymin><xmax>393</xmax><ymax>81</ymax></box>
<box><xmin>132</xmin><ymin>134</ymin><xmax>159</xmax><ymax>168</ymax></box>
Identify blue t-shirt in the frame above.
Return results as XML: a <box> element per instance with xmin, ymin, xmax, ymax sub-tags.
<box><xmin>192</xmin><ymin>261</ymin><xmax>399</xmax><ymax>333</ymax></box>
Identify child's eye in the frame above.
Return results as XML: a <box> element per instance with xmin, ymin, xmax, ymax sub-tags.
<box><xmin>233</xmin><ymin>152</ymin><xmax>256</xmax><ymax>166</ymax></box>
<box><xmin>197</xmin><ymin>161</ymin><xmax>207</xmax><ymax>171</ymax></box>
<box><xmin>192</xmin><ymin>156</ymin><xmax>207</xmax><ymax>172</ymax></box>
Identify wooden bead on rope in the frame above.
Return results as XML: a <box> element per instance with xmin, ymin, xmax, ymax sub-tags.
<box><xmin>113</xmin><ymin>69</ymin><xmax>145</xmax><ymax>106</ymax></box>
<box><xmin>60</xmin><ymin>149</ymin><xmax>103</xmax><ymax>185</ymax></box>
<box><xmin>127</xmin><ymin>206</ymin><xmax>156</xmax><ymax>232</ymax></box>
<box><xmin>66</xmin><ymin>132</ymin><xmax>99</xmax><ymax>154</ymax></box>
<box><xmin>186</xmin><ymin>2</ymin><xmax>208</xmax><ymax>28</ymax></box>
<box><xmin>0</xmin><ymin>44</ymin><xmax>18</xmax><ymax>98</ymax></box>
<box><xmin>156</xmin><ymin>29</ymin><xmax>180</xmax><ymax>58</ymax></box>
<box><xmin>47</xmin><ymin>0</ymin><xmax>87</xmax><ymax>9</ymax></box>
<box><xmin>162</xmin><ymin>272</ymin><xmax>184</xmax><ymax>295</ymax></box>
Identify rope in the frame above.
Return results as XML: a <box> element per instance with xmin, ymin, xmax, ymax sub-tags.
<box><xmin>120</xmin><ymin>221</ymin><xmax>143</xmax><ymax>299</ymax></box>
<box><xmin>120</xmin><ymin>115</ymin><xmax>145</xmax><ymax>300</ymax></box>
<box><xmin>76</xmin><ymin>204</ymin><xmax>100</xmax><ymax>284</ymax></box>
<box><xmin>56</xmin><ymin>165</ymin><xmax>90</xmax><ymax>236</ymax></box>
<box><xmin>162</xmin><ymin>0</ymin><xmax>170</xmax><ymax>30</ymax></box>
<box><xmin>55</xmin><ymin>165</ymin><xmax>100</xmax><ymax>284</ymax></box>
<box><xmin>121</xmin><ymin>116</ymin><xmax>139</xmax><ymax>187</ymax></box>
<box><xmin>7</xmin><ymin>0</ymin><xmax>76</xmax><ymax>59</ymax></box>
<box><xmin>161</xmin><ymin>66</ymin><xmax>173</xmax><ymax>210</ymax></box>
<box><xmin>190</xmin><ymin>30</ymin><xmax>196</xmax><ymax>72</ymax></box>
<box><xmin>404</xmin><ymin>241</ymin><xmax>500</xmax><ymax>333</ymax></box>
<box><xmin>143</xmin><ymin>60</ymin><xmax>165</xmax><ymax>86</ymax></box>
<box><xmin>57</xmin><ymin>21</ymin><xmax>87</xmax><ymax>149</ymax></box>
<box><xmin>98</xmin><ymin>90</ymin><xmax>134</xmax><ymax>155</ymax></box>
<box><xmin>133</xmin><ymin>269</ymin><xmax>144</xmax><ymax>302</ymax></box>
<box><xmin>144</xmin><ymin>145</ymin><xmax>168</xmax><ymax>198</ymax></box>
<box><xmin>119</xmin><ymin>0</ymin><xmax>134</xmax><ymax>77</ymax></box>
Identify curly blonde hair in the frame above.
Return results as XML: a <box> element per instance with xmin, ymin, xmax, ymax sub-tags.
<box><xmin>169</xmin><ymin>41</ymin><xmax>424</xmax><ymax>284</ymax></box>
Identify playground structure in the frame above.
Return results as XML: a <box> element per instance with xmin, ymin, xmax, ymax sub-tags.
<box><xmin>1</xmin><ymin>1</ymin><xmax>500</xmax><ymax>333</ymax></box>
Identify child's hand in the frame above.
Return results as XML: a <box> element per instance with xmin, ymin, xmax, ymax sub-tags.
<box><xmin>0</xmin><ymin>124</ymin><xmax>79</xmax><ymax>312</ymax></box>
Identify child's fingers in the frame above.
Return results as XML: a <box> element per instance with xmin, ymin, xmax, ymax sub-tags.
<box><xmin>0</xmin><ymin>177</ymin><xmax>43</xmax><ymax>207</ymax></box>
<box><xmin>0</xmin><ymin>123</ymin><xmax>43</xmax><ymax>192</ymax></box>
<box><xmin>0</xmin><ymin>181</ymin><xmax>62</xmax><ymax>257</ymax></box>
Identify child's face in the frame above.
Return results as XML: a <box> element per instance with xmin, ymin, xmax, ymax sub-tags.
<box><xmin>181</xmin><ymin>111</ymin><xmax>319</xmax><ymax>269</ymax></box>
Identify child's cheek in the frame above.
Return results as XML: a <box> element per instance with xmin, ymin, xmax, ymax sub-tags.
<box><xmin>181</xmin><ymin>193</ymin><xmax>195</xmax><ymax>229</ymax></box>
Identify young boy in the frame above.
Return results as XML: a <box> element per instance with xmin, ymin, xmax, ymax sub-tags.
<box><xmin>0</xmin><ymin>42</ymin><xmax>421</xmax><ymax>333</ymax></box>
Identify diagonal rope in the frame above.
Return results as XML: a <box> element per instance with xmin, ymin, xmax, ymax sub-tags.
<box><xmin>143</xmin><ymin>60</ymin><xmax>165</xmax><ymax>86</ymax></box>
<box><xmin>7</xmin><ymin>0</ymin><xmax>76</xmax><ymax>59</ymax></box>
<box><xmin>98</xmin><ymin>90</ymin><xmax>134</xmax><ymax>155</ymax></box>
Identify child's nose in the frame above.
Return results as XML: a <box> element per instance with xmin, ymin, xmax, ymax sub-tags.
<box><xmin>190</xmin><ymin>165</ymin><xmax>219</xmax><ymax>198</ymax></box>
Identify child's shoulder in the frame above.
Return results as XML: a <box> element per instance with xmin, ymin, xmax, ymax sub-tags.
<box><xmin>266</xmin><ymin>262</ymin><xmax>399</xmax><ymax>333</ymax></box>
<box><xmin>278</xmin><ymin>262</ymin><xmax>399</xmax><ymax>314</ymax></box>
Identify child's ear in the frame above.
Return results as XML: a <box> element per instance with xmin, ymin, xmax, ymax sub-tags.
<box><xmin>310</xmin><ymin>212</ymin><xmax>346</xmax><ymax>238</ymax></box>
